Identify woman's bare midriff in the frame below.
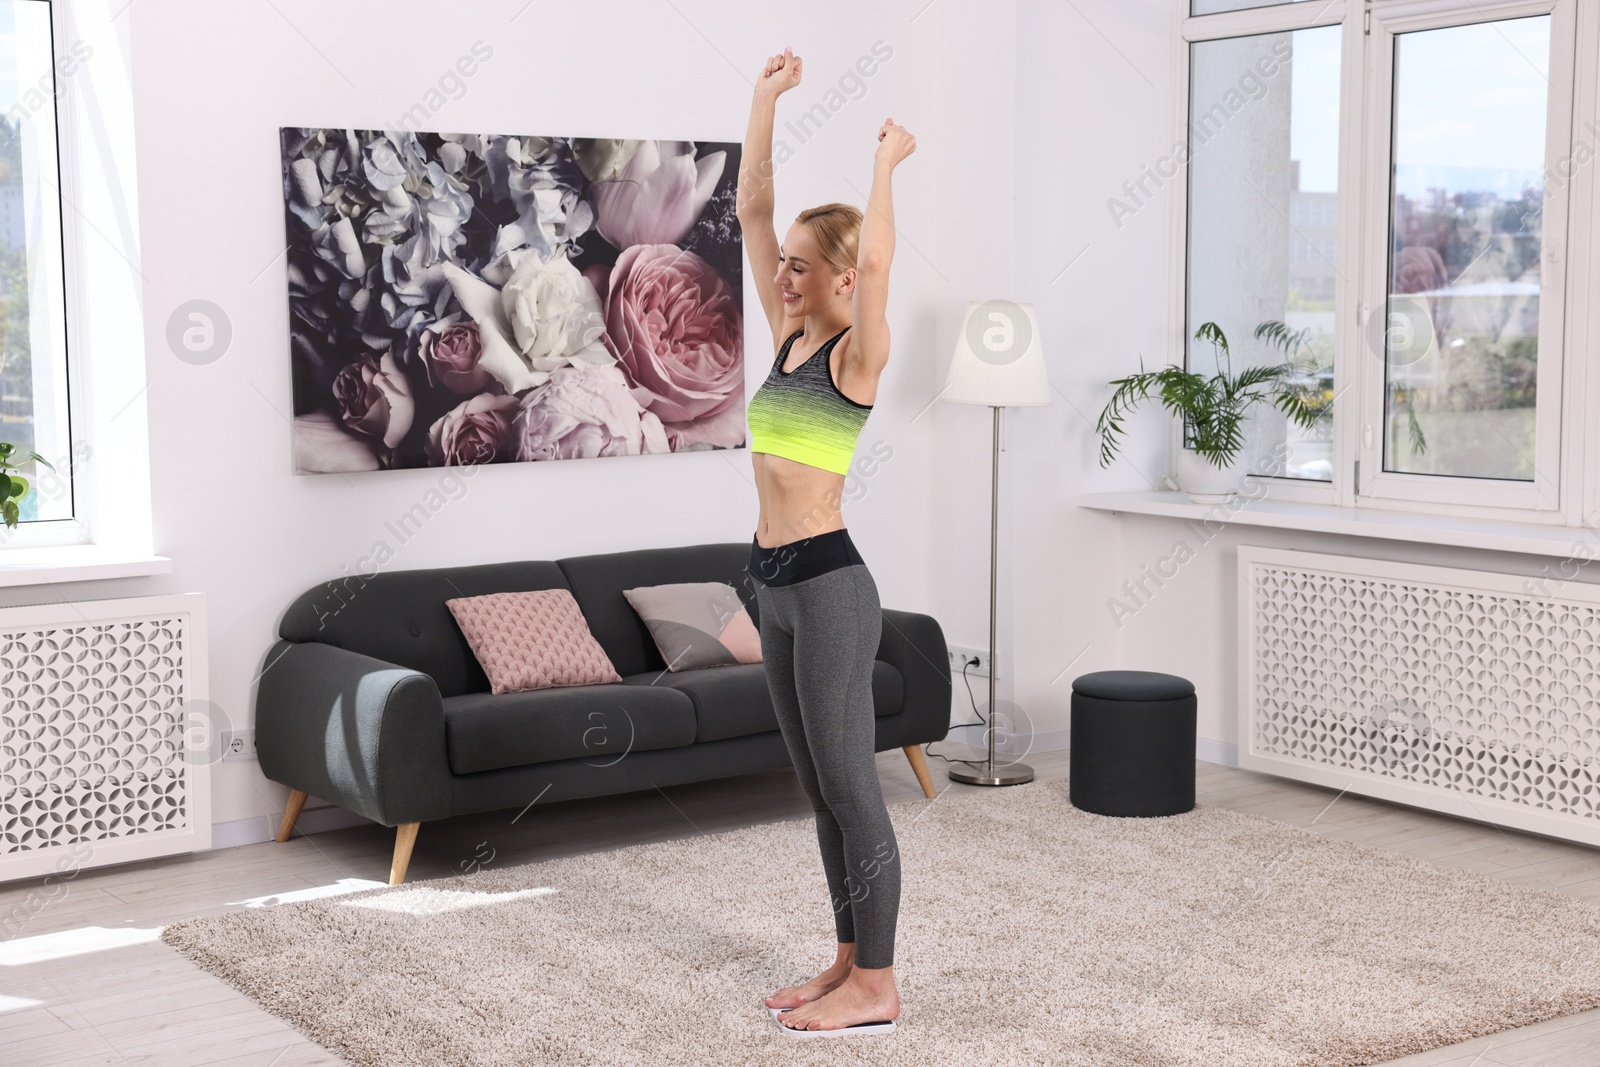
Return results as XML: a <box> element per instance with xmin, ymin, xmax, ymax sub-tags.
<box><xmin>752</xmin><ymin>451</ymin><xmax>848</xmax><ymax>548</ymax></box>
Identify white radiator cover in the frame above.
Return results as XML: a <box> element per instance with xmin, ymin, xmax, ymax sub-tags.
<box><xmin>1238</xmin><ymin>546</ymin><xmax>1600</xmax><ymax>847</ymax></box>
<box><xmin>0</xmin><ymin>593</ymin><xmax>210</xmax><ymax>882</ymax></box>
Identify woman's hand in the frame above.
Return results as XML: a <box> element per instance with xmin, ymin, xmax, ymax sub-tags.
<box><xmin>756</xmin><ymin>48</ymin><xmax>802</xmax><ymax>102</ymax></box>
<box><xmin>875</xmin><ymin>118</ymin><xmax>916</xmax><ymax>169</ymax></box>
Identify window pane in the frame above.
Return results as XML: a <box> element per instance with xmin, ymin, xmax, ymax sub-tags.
<box><xmin>1383</xmin><ymin>17</ymin><xmax>1549</xmax><ymax>481</ymax></box>
<box><xmin>1186</xmin><ymin>25</ymin><xmax>1341</xmax><ymax>482</ymax></box>
<box><xmin>1193</xmin><ymin>0</ymin><xmax>1318</xmax><ymax>16</ymax></box>
<box><xmin>0</xmin><ymin>0</ymin><xmax>74</xmax><ymax>530</ymax></box>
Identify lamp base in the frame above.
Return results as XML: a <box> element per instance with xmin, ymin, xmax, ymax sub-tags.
<box><xmin>947</xmin><ymin>761</ymin><xmax>1035</xmax><ymax>787</ymax></box>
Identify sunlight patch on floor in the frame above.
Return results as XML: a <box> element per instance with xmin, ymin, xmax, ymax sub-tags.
<box><xmin>0</xmin><ymin>925</ymin><xmax>162</xmax><ymax>966</ymax></box>
<box><xmin>341</xmin><ymin>886</ymin><xmax>560</xmax><ymax>915</ymax></box>
<box><xmin>0</xmin><ymin>992</ymin><xmax>44</xmax><ymax>1013</ymax></box>
<box><xmin>229</xmin><ymin>878</ymin><xmax>389</xmax><ymax>908</ymax></box>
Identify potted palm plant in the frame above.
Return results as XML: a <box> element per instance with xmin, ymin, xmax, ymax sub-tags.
<box><xmin>1095</xmin><ymin>321</ymin><xmax>1328</xmax><ymax>502</ymax></box>
<box><xmin>0</xmin><ymin>441</ymin><xmax>55</xmax><ymax>528</ymax></box>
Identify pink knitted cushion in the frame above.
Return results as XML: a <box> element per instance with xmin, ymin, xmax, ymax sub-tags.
<box><xmin>445</xmin><ymin>589</ymin><xmax>622</xmax><ymax>694</ymax></box>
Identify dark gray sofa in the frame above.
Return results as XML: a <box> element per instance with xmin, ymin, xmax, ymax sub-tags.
<box><xmin>255</xmin><ymin>541</ymin><xmax>953</xmax><ymax>883</ymax></box>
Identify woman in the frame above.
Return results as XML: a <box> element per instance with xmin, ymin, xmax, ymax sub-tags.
<box><xmin>735</xmin><ymin>47</ymin><xmax>916</xmax><ymax>1036</ymax></box>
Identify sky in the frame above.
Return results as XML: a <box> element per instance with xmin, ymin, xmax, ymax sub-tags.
<box><xmin>1390</xmin><ymin>16</ymin><xmax>1550</xmax><ymax>200</ymax></box>
<box><xmin>1287</xmin><ymin>14</ymin><xmax>1551</xmax><ymax>199</ymax></box>
<box><xmin>0</xmin><ymin>1</ymin><xmax>32</xmax><ymax>116</ymax></box>
<box><xmin>1287</xmin><ymin>23</ymin><xmax>1340</xmax><ymax>193</ymax></box>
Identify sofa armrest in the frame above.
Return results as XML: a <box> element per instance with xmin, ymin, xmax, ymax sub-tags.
<box><xmin>255</xmin><ymin>639</ymin><xmax>453</xmax><ymax>827</ymax></box>
<box><xmin>877</xmin><ymin>608</ymin><xmax>953</xmax><ymax>745</ymax></box>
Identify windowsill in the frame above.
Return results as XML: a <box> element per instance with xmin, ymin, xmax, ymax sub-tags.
<box><xmin>1076</xmin><ymin>490</ymin><xmax>1596</xmax><ymax>560</ymax></box>
<box><xmin>0</xmin><ymin>544</ymin><xmax>172</xmax><ymax>587</ymax></box>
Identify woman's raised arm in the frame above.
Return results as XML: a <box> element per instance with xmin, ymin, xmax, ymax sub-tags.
<box><xmin>847</xmin><ymin>119</ymin><xmax>916</xmax><ymax>375</ymax></box>
<box><xmin>736</xmin><ymin>48</ymin><xmax>802</xmax><ymax>349</ymax></box>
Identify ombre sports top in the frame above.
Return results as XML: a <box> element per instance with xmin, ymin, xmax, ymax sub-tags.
<box><xmin>746</xmin><ymin>327</ymin><xmax>872</xmax><ymax>476</ymax></box>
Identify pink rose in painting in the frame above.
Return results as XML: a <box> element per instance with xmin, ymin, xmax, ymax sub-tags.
<box><xmin>332</xmin><ymin>348</ymin><xmax>414</xmax><ymax>448</ymax></box>
<box><xmin>590</xmin><ymin>141</ymin><xmax>726</xmax><ymax>249</ymax></box>
<box><xmin>605</xmin><ymin>244</ymin><xmax>743</xmax><ymax>449</ymax></box>
<box><xmin>511</xmin><ymin>363</ymin><xmax>670</xmax><ymax>461</ymax></box>
<box><xmin>426</xmin><ymin>391</ymin><xmax>521</xmax><ymax>466</ymax></box>
<box><xmin>419</xmin><ymin>315</ymin><xmax>496</xmax><ymax>395</ymax></box>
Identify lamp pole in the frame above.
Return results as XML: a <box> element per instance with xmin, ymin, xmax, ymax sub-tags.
<box><xmin>948</xmin><ymin>404</ymin><xmax>1034</xmax><ymax>786</ymax></box>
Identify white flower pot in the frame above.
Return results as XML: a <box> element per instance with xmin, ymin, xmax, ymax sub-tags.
<box><xmin>1174</xmin><ymin>445</ymin><xmax>1247</xmax><ymax>503</ymax></box>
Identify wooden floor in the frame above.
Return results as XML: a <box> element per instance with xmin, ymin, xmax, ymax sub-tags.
<box><xmin>4</xmin><ymin>749</ymin><xmax>1600</xmax><ymax>1066</ymax></box>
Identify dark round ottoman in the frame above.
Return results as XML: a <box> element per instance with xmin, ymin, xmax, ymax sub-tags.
<box><xmin>1069</xmin><ymin>670</ymin><xmax>1196</xmax><ymax>817</ymax></box>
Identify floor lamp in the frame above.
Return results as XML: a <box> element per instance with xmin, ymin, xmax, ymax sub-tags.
<box><xmin>940</xmin><ymin>300</ymin><xmax>1051</xmax><ymax>787</ymax></box>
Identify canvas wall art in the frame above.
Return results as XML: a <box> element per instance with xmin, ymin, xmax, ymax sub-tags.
<box><xmin>279</xmin><ymin>129</ymin><xmax>744</xmax><ymax>474</ymax></box>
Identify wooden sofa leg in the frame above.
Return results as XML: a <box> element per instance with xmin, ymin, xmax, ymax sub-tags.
<box><xmin>389</xmin><ymin>823</ymin><xmax>421</xmax><ymax>886</ymax></box>
<box><xmin>902</xmin><ymin>745</ymin><xmax>937</xmax><ymax>798</ymax></box>
<box><xmin>275</xmin><ymin>789</ymin><xmax>308</xmax><ymax>842</ymax></box>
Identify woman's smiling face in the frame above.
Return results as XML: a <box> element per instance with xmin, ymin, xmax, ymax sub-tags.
<box><xmin>774</xmin><ymin>223</ymin><xmax>843</xmax><ymax>319</ymax></box>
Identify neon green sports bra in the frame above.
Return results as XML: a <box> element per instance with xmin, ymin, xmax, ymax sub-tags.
<box><xmin>746</xmin><ymin>327</ymin><xmax>872</xmax><ymax>476</ymax></box>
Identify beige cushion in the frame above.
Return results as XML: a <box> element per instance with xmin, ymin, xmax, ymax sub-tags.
<box><xmin>621</xmin><ymin>582</ymin><xmax>762</xmax><ymax>671</ymax></box>
<box><xmin>445</xmin><ymin>589</ymin><xmax>622</xmax><ymax>694</ymax></box>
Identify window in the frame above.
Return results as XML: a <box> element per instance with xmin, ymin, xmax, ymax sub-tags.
<box><xmin>1193</xmin><ymin>0</ymin><xmax>1321</xmax><ymax>16</ymax></box>
<box><xmin>0</xmin><ymin>0</ymin><xmax>76</xmax><ymax>546</ymax></box>
<box><xmin>1179</xmin><ymin>0</ymin><xmax>1590</xmax><ymax>523</ymax></box>
<box><xmin>1185</xmin><ymin>22</ymin><xmax>1342</xmax><ymax>484</ymax></box>
<box><xmin>1382</xmin><ymin>18</ymin><xmax>1549</xmax><ymax>484</ymax></box>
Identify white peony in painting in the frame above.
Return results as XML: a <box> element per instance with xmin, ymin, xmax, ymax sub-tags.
<box><xmin>280</xmin><ymin>129</ymin><xmax>744</xmax><ymax>473</ymax></box>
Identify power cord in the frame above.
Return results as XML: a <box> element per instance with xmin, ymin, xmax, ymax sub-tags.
<box><xmin>924</xmin><ymin>656</ymin><xmax>992</xmax><ymax>767</ymax></box>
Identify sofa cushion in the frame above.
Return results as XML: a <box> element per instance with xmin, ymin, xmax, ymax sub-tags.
<box><xmin>445</xmin><ymin>589</ymin><xmax>622</xmax><ymax>693</ymax></box>
<box><xmin>443</xmin><ymin>682</ymin><xmax>696</xmax><ymax>774</ymax></box>
<box><xmin>622</xmin><ymin>582</ymin><xmax>763</xmax><ymax>671</ymax></box>
<box><xmin>622</xmin><ymin>660</ymin><xmax>907</xmax><ymax>743</ymax></box>
<box><xmin>558</xmin><ymin>543</ymin><xmax>759</xmax><ymax>677</ymax></box>
<box><xmin>279</xmin><ymin>560</ymin><xmax>572</xmax><ymax>698</ymax></box>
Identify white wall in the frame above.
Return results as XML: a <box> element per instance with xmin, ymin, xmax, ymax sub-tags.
<box><xmin>0</xmin><ymin>0</ymin><xmax>1047</xmax><ymax>838</ymax></box>
<box><xmin>926</xmin><ymin>1</ymin><xmax>1018</xmax><ymax>743</ymax></box>
<box><xmin>1009</xmin><ymin>0</ymin><xmax>1182</xmax><ymax>751</ymax></box>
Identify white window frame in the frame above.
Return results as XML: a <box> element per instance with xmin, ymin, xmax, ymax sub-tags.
<box><xmin>1358</xmin><ymin>0</ymin><xmax>1576</xmax><ymax>518</ymax></box>
<box><xmin>1172</xmin><ymin>0</ymin><xmax>1600</xmax><ymax>529</ymax></box>
<box><xmin>0</xmin><ymin>0</ymin><xmax>83</xmax><ymax>549</ymax></box>
<box><xmin>0</xmin><ymin>0</ymin><xmax>159</xmax><ymax>576</ymax></box>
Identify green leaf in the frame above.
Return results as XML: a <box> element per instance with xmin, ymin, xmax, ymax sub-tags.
<box><xmin>1194</xmin><ymin>321</ymin><xmax>1228</xmax><ymax>353</ymax></box>
<box><xmin>1253</xmin><ymin>319</ymin><xmax>1312</xmax><ymax>357</ymax></box>
<box><xmin>26</xmin><ymin>450</ymin><xmax>54</xmax><ymax>472</ymax></box>
<box><xmin>1407</xmin><ymin>406</ymin><xmax>1427</xmax><ymax>455</ymax></box>
<box><xmin>8</xmin><ymin>474</ymin><xmax>26</xmax><ymax>498</ymax></box>
<box><xmin>2</xmin><ymin>498</ymin><xmax>17</xmax><ymax>528</ymax></box>
<box><xmin>1095</xmin><ymin>358</ymin><xmax>1201</xmax><ymax>468</ymax></box>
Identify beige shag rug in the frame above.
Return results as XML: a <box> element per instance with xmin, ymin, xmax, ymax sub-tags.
<box><xmin>159</xmin><ymin>778</ymin><xmax>1600</xmax><ymax>1067</ymax></box>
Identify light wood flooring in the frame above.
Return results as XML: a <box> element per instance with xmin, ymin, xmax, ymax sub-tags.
<box><xmin>3</xmin><ymin>748</ymin><xmax>1600</xmax><ymax>1066</ymax></box>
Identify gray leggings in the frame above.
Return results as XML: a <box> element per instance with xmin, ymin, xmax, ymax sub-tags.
<box><xmin>755</xmin><ymin>564</ymin><xmax>901</xmax><ymax>969</ymax></box>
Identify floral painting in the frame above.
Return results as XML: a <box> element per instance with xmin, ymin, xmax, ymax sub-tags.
<box><xmin>279</xmin><ymin>129</ymin><xmax>744</xmax><ymax>473</ymax></box>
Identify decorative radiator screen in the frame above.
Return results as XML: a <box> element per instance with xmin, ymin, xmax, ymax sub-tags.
<box><xmin>0</xmin><ymin>593</ymin><xmax>210</xmax><ymax>883</ymax></box>
<box><xmin>1238</xmin><ymin>546</ymin><xmax>1600</xmax><ymax>846</ymax></box>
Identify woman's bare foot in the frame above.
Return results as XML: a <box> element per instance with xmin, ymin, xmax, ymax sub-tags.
<box><xmin>764</xmin><ymin>944</ymin><xmax>855</xmax><ymax>1011</ymax></box>
<box><xmin>777</xmin><ymin>965</ymin><xmax>899</xmax><ymax>1031</ymax></box>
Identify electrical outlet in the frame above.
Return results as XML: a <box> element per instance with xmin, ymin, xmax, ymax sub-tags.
<box><xmin>947</xmin><ymin>646</ymin><xmax>990</xmax><ymax>677</ymax></box>
<box><xmin>220</xmin><ymin>729</ymin><xmax>256</xmax><ymax>762</ymax></box>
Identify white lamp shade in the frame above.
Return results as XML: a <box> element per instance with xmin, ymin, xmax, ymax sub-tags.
<box><xmin>940</xmin><ymin>300</ymin><xmax>1052</xmax><ymax>407</ymax></box>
